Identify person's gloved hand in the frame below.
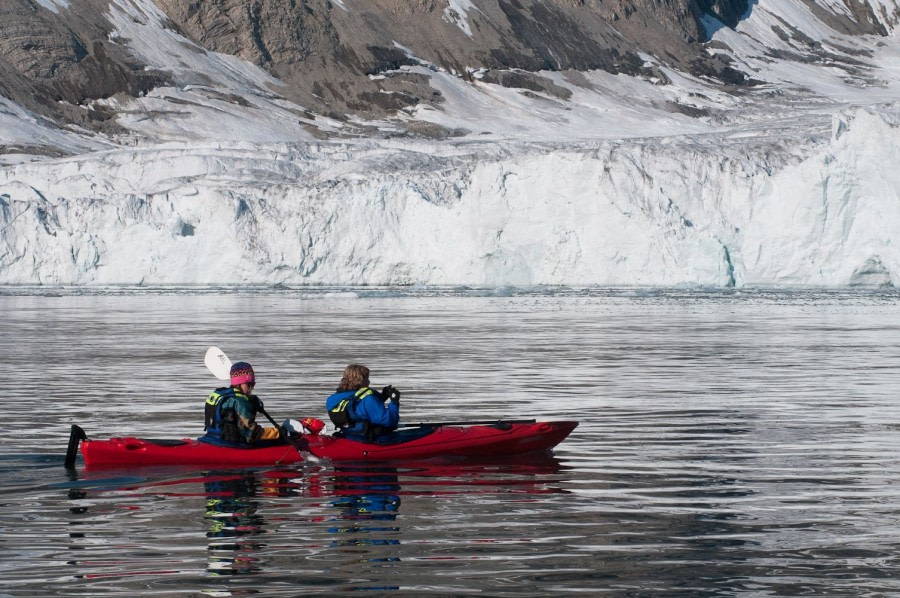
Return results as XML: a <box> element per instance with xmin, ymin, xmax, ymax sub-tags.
<box><xmin>382</xmin><ymin>385</ymin><xmax>401</xmax><ymax>405</ymax></box>
<box><xmin>250</xmin><ymin>395</ymin><xmax>264</xmax><ymax>412</ymax></box>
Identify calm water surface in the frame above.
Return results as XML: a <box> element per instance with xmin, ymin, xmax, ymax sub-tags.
<box><xmin>2</xmin><ymin>288</ymin><xmax>900</xmax><ymax>596</ymax></box>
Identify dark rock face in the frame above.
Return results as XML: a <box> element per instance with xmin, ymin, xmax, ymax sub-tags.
<box><xmin>694</xmin><ymin>0</ymin><xmax>750</xmax><ymax>30</ymax></box>
<box><xmin>151</xmin><ymin>0</ymin><xmax>753</xmax><ymax>115</ymax></box>
<box><xmin>0</xmin><ymin>0</ymin><xmax>169</xmax><ymax>131</ymax></box>
<box><xmin>0</xmin><ymin>0</ymin><xmax>894</xmax><ymax>139</ymax></box>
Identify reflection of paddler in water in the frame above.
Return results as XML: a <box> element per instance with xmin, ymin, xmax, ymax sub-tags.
<box><xmin>327</xmin><ymin>465</ymin><xmax>402</xmax><ymax>558</ymax></box>
<box><xmin>204</xmin><ymin>473</ymin><xmax>269</xmax><ymax>575</ymax></box>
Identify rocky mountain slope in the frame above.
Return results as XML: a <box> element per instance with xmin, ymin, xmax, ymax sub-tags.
<box><xmin>2</xmin><ymin>0</ymin><xmax>896</xmax><ymax>149</ymax></box>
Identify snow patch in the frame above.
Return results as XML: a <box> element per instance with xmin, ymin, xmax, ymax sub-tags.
<box><xmin>0</xmin><ymin>97</ymin><xmax>109</xmax><ymax>163</ymax></box>
<box><xmin>443</xmin><ymin>0</ymin><xmax>479</xmax><ymax>38</ymax></box>
<box><xmin>34</xmin><ymin>0</ymin><xmax>69</xmax><ymax>14</ymax></box>
<box><xmin>94</xmin><ymin>0</ymin><xmax>319</xmax><ymax>144</ymax></box>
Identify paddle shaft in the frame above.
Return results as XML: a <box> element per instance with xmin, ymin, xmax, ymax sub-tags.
<box><xmin>257</xmin><ymin>405</ymin><xmax>282</xmax><ymax>431</ymax></box>
<box><xmin>397</xmin><ymin>418</ymin><xmax>536</xmax><ymax>428</ymax></box>
<box><xmin>257</xmin><ymin>405</ymin><xmax>306</xmax><ymax>452</ymax></box>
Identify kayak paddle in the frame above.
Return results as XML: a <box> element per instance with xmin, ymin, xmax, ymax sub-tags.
<box><xmin>204</xmin><ymin>346</ymin><xmax>232</xmax><ymax>381</ymax></box>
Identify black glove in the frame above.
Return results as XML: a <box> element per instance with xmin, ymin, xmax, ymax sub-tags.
<box><xmin>382</xmin><ymin>385</ymin><xmax>401</xmax><ymax>405</ymax></box>
<box><xmin>250</xmin><ymin>395</ymin><xmax>264</xmax><ymax>412</ymax></box>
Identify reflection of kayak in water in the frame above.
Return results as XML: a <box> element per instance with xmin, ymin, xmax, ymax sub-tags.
<box><xmin>305</xmin><ymin>420</ymin><xmax>578</xmax><ymax>462</ymax></box>
<box><xmin>66</xmin><ymin>420</ymin><xmax>577</xmax><ymax>468</ymax></box>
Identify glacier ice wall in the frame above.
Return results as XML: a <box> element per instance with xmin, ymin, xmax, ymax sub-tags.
<box><xmin>0</xmin><ymin>107</ymin><xmax>898</xmax><ymax>287</ymax></box>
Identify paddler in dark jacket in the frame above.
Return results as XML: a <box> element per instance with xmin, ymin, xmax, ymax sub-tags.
<box><xmin>203</xmin><ymin>361</ymin><xmax>282</xmax><ymax>445</ymax></box>
<box><xmin>326</xmin><ymin>364</ymin><xmax>400</xmax><ymax>441</ymax></box>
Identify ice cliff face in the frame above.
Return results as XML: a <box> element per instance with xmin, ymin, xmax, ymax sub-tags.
<box><xmin>1</xmin><ymin>0</ymin><xmax>899</xmax><ymax>286</ymax></box>
<box><xmin>2</xmin><ymin>107</ymin><xmax>897</xmax><ymax>286</ymax></box>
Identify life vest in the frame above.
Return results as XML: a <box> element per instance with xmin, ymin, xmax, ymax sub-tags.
<box><xmin>327</xmin><ymin>387</ymin><xmax>375</xmax><ymax>428</ymax></box>
<box><xmin>328</xmin><ymin>387</ymin><xmax>371</xmax><ymax>427</ymax></box>
<box><xmin>327</xmin><ymin>387</ymin><xmax>392</xmax><ymax>441</ymax></box>
<box><xmin>205</xmin><ymin>387</ymin><xmax>252</xmax><ymax>444</ymax></box>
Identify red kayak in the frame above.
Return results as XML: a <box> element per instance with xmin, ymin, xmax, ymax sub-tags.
<box><xmin>77</xmin><ymin>434</ymin><xmax>304</xmax><ymax>468</ymax></box>
<box><xmin>66</xmin><ymin>421</ymin><xmax>577</xmax><ymax>468</ymax></box>
<box><xmin>305</xmin><ymin>421</ymin><xmax>578</xmax><ymax>461</ymax></box>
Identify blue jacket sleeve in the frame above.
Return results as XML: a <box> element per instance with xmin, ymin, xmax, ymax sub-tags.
<box><xmin>354</xmin><ymin>394</ymin><xmax>399</xmax><ymax>430</ymax></box>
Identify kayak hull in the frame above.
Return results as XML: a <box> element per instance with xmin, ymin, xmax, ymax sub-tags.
<box><xmin>304</xmin><ymin>421</ymin><xmax>578</xmax><ymax>462</ymax></box>
<box><xmin>75</xmin><ymin>421</ymin><xmax>577</xmax><ymax>468</ymax></box>
<box><xmin>80</xmin><ymin>437</ymin><xmax>303</xmax><ymax>468</ymax></box>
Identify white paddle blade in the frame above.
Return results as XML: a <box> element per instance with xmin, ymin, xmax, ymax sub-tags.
<box><xmin>204</xmin><ymin>346</ymin><xmax>232</xmax><ymax>381</ymax></box>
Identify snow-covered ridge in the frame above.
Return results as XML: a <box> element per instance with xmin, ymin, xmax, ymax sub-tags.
<box><xmin>2</xmin><ymin>107</ymin><xmax>897</xmax><ymax>287</ymax></box>
<box><xmin>33</xmin><ymin>0</ymin><xmax>69</xmax><ymax>14</ymax></box>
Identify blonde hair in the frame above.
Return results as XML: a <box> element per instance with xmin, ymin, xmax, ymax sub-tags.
<box><xmin>336</xmin><ymin>364</ymin><xmax>370</xmax><ymax>392</ymax></box>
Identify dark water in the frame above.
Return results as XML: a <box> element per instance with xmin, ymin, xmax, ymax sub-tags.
<box><xmin>2</xmin><ymin>288</ymin><xmax>900</xmax><ymax>596</ymax></box>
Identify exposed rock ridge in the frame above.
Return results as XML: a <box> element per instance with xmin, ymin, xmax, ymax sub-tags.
<box><xmin>153</xmin><ymin>0</ymin><xmax>756</xmax><ymax>116</ymax></box>
<box><xmin>0</xmin><ymin>0</ymin><xmax>169</xmax><ymax>132</ymax></box>
<box><xmin>0</xmin><ymin>0</ymin><xmax>897</xmax><ymax>141</ymax></box>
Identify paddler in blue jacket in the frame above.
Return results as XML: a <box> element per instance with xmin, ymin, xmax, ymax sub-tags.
<box><xmin>326</xmin><ymin>364</ymin><xmax>401</xmax><ymax>441</ymax></box>
<box><xmin>203</xmin><ymin>361</ymin><xmax>282</xmax><ymax>445</ymax></box>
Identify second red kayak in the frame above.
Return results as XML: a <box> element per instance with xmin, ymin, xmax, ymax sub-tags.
<box><xmin>305</xmin><ymin>421</ymin><xmax>578</xmax><ymax>461</ymax></box>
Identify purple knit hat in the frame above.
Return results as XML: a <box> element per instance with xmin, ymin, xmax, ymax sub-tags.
<box><xmin>230</xmin><ymin>361</ymin><xmax>255</xmax><ymax>386</ymax></box>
